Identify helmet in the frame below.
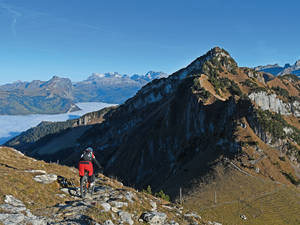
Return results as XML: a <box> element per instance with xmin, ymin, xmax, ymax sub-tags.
<box><xmin>85</xmin><ymin>147</ymin><xmax>93</xmax><ymax>152</ymax></box>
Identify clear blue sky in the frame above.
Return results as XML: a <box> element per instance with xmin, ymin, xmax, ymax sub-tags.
<box><xmin>0</xmin><ymin>0</ymin><xmax>299</xmax><ymax>84</ymax></box>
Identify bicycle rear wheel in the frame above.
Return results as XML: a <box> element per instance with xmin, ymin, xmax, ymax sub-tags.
<box><xmin>80</xmin><ymin>173</ymin><xmax>88</xmax><ymax>198</ymax></box>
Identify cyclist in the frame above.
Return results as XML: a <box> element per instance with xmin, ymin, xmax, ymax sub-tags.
<box><xmin>78</xmin><ymin>147</ymin><xmax>102</xmax><ymax>188</ymax></box>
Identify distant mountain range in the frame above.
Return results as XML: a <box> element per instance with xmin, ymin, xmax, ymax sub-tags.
<box><xmin>73</xmin><ymin>71</ymin><xmax>167</xmax><ymax>103</ymax></box>
<box><xmin>0</xmin><ymin>71</ymin><xmax>167</xmax><ymax>115</ymax></box>
<box><xmin>255</xmin><ymin>60</ymin><xmax>300</xmax><ymax>76</ymax></box>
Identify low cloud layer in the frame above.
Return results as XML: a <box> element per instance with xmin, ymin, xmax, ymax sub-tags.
<box><xmin>0</xmin><ymin>102</ymin><xmax>114</xmax><ymax>144</ymax></box>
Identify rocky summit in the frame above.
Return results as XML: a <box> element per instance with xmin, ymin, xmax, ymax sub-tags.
<box><xmin>4</xmin><ymin>47</ymin><xmax>300</xmax><ymax>224</ymax></box>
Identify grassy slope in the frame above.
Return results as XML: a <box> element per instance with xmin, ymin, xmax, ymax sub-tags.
<box><xmin>182</xmin><ymin>116</ymin><xmax>300</xmax><ymax>225</ymax></box>
<box><xmin>183</xmin><ymin>164</ymin><xmax>300</xmax><ymax>225</ymax></box>
<box><xmin>0</xmin><ymin>146</ymin><xmax>79</xmax><ymax>213</ymax></box>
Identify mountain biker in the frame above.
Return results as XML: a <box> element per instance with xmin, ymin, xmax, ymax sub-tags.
<box><xmin>78</xmin><ymin>147</ymin><xmax>102</xmax><ymax>187</ymax></box>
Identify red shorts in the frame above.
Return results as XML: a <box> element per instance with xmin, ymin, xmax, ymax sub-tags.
<box><xmin>78</xmin><ymin>161</ymin><xmax>93</xmax><ymax>177</ymax></box>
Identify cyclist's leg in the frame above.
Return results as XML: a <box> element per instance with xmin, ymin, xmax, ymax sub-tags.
<box><xmin>89</xmin><ymin>174</ymin><xmax>95</xmax><ymax>183</ymax></box>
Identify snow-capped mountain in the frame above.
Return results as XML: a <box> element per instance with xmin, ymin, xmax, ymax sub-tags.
<box><xmin>73</xmin><ymin>71</ymin><xmax>168</xmax><ymax>104</ymax></box>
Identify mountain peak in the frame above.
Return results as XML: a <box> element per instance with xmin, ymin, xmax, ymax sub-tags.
<box><xmin>208</xmin><ymin>46</ymin><xmax>231</xmax><ymax>57</ymax></box>
<box><xmin>51</xmin><ymin>75</ymin><xmax>61</xmax><ymax>80</ymax></box>
<box><xmin>177</xmin><ymin>47</ymin><xmax>238</xmax><ymax>79</ymax></box>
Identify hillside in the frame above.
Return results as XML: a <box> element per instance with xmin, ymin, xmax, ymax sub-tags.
<box><xmin>0</xmin><ymin>71</ymin><xmax>167</xmax><ymax>115</ymax></box>
<box><xmin>0</xmin><ymin>146</ymin><xmax>209</xmax><ymax>225</ymax></box>
<box><xmin>4</xmin><ymin>47</ymin><xmax>300</xmax><ymax>224</ymax></box>
<box><xmin>0</xmin><ymin>76</ymin><xmax>79</xmax><ymax>115</ymax></box>
<box><xmin>5</xmin><ymin>106</ymin><xmax>116</xmax><ymax>154</ymax></box>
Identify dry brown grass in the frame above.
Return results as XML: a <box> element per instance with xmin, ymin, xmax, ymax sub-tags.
<box><xmin>267</xmin><ymin>77</ymin><xmax>299</xmax><ymax>97</ymax></box>
<box><xmin>183</xmin><ymin>164</ymin><xmax>300</xmax><ymax>225</ymax></box>
<box><xmin>234</xmin><ymin>117</ymin><xmax>298</xmax><ymax>185</ymax></box>
<box><xmin>0</xmin><ymin>147</ymin><xmax>79</xmax><ymax>213</ymax></box>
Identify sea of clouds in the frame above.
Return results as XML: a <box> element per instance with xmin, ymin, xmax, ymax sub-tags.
<box><xmin>0</xmin><ymin>102</ymin><xmax>114</xmax><ymax>144</ymax></box>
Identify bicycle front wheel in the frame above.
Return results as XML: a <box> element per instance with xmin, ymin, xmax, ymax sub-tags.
<box><xmin>80</xmin><ymin>174</ymin><xmax>88</xmax><ymax>198</ymax></box>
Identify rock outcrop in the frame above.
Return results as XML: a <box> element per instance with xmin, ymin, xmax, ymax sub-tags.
<box><xmin>249</xmin><ymin>91</ymin><xmax>300</xmax><ymax>117</ymax></box>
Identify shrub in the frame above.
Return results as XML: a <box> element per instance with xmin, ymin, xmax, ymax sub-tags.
<box><xmin>142</xmin><ymin>185</ymin><xmax>152</xmax><ymax>195</ymax></box>
<box><xmin>142</xmin><ymin>185</ymin><xmax>170</xmax><ymax>201</ymax></box>
<box><xmin>281</xmin><ymin>171</ymin><xmax>300</xmax><ymax>185</ymax></box>
<box><xmin>154</xmin><ymin>190</ymin><xmax>170</xmax><ymax>201</ymax></box>
<box><xmin>271</xmin><ymin>86</ymin><xmax>289</xmax><ymax>99</ymax></box>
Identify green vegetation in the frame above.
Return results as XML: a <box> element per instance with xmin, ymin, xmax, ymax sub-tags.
<box><xmin>6</xmin><ymin>120</ymin><xmax>74</xmax><ymax>148</ymax></box>
<box><xmin>271</xmin><ymin>86</ymin><xmax>289</xmax><ymax>98</ymax></box>
<box><xmin>270</xmin><ymin>86</ymin><xmax>300</xmax><ymax>103</ymax></box>
<box><xmin>281</xmin><ymin>171</ymin><xmax>300</xmax><ymax>185</ymax></box>
<box><xmin>142</xmin><ymin>185</ymin><xmax>170</xmax><ymax>201</ymax></box>
<box><xmin>192</xmin><ymin>78</ymin><xmax>211</xmax><ymax>100</ymax></box>
<box><xmin>286</xmin><ymin>142</ymin><xmax>300</xmax><ymax>162</ymax></box>
<box><xmin>256</xmin><ymin>109</ymin><xmax>288</xmax><ymax>139</ymax></box>
<box><xmin>208</xmin><ymin>76</ymin><xmax>242</xmax><ymax>96</ymax></box>
<box><xmin>279</xmin><ymin>156</ymin><xmax>286</xmax><ymax>161</ymax></box>
<box><xmin>241</xmin><ymin>79</ymin><xmax>268</xmax><ymax>93</ymax></box>
<box><xmin>255</xmin><ymin>109</ymin><xmax>300</xmax><ymax>163</ymax></box>
<box><xmin>241</xmin><ymin>79</ymin><xmax>258</xmax><ymax>89</ymax></box>
<box><xmin>0</xmin><ymin>91</ymin><xmax>77</xmax><ymax>115</ymax></box>
<box><xmin>280</xmin><ymin>74</ymin><xmax>299</xmax><ymax>82</ymax></box>
<box><xmin>155</xmin><ymin>190</ymin><xmax>170</xmax><ymax>201</ymax></box>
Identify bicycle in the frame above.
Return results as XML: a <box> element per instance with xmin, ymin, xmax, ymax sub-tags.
<box><xmin>80</xmin><ymin>171</ymin><xmax>95</xmax><ymax>198</ymax></box>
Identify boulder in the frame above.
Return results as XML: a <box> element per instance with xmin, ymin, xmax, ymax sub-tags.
<box><xmin>149</xmin><ymin>200</ymin><xmax>157</xmax><ymax>211</ymax></box>
<box><xmin>118</xmin><ymin>211</ymin><xmax>134</xmax><ymax>225</ymax></box>
<box><xmin>25</xmin><ymin>170</ymin><xmax>47</xmax><ymax>174</ymax></box>
<box><xmin>33</xmin><ymin>174</ymin><xmax>57</xmax><ymax>184</ymax></box>
<box><xmin>184</xmin><ymin>212</ymin><xmax>201</xmax><ymax>220</ymax></box>
<box><xmin>103</xmin><ymin>220</ymin><xmax>115</xmax><ymax>225</ymax></box>
<box><xmin>4</xmin><ymin>195</ymin><xmax>25</xmax><ymax>207</ymax></box>
<box><xmin>101</xmin><ymin>203</ymin><xmax>111</xmax><ymax>212</ymax></box>
<box><xmin>109</xmin><ymin>201</ymin><xmax>128</xmax><ymax>208</ymax></box>
<box><xmin>140</xmin><ymin>211</ymin><xmax>167</xmax><ymax>225</ymax></box>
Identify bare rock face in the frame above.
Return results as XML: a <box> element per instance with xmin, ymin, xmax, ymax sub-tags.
<box><xmin>249</xmin><ymin>91</ymin><xmax>300</xmax><ymax>117</ymax></box>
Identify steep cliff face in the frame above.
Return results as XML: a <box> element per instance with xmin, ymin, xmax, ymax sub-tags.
<box><xmin>249</xmin><ymin>91</ymin><xmax>300</xmax><ymax>117</ymax></box>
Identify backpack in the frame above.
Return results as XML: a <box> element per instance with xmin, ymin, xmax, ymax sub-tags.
<box><xmin>81</xmin><ymin>150</ymin><xmax>93</xmax><ymax>161</ymax></box>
